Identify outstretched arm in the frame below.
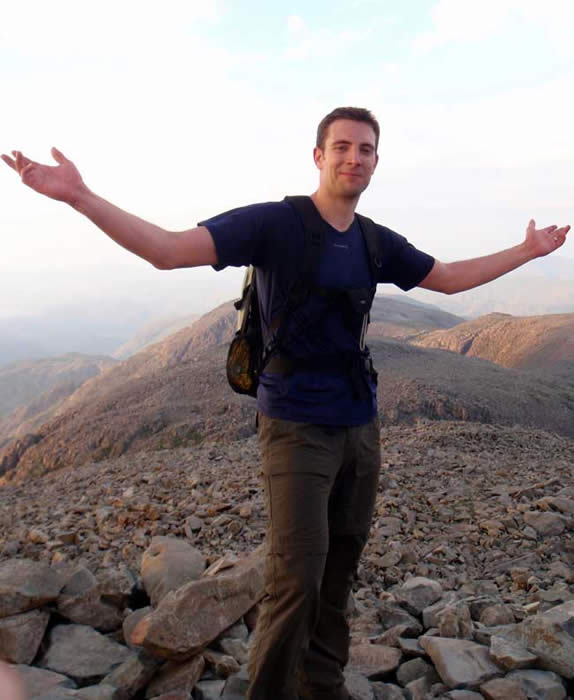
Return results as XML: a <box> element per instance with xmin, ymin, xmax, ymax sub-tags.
<box><xmin>1</xmin><ymin>149</ymin><xmax>217</xmax><ymax>269</ymax></box>
<box><xmin>419</xmin><ymin>220</ymin><xmax>570</xmax><ymax>294</ymax></box>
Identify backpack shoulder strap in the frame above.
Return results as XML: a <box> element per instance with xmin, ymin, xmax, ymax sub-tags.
<box><xmin>283</xmin><ymin>195</ymin><xmax>326</xmax><ymax>300</ymax></box>
<box><xmin>356</xmin><ymin>213</ymin><xmax>383</xmax><ymax>285</ymax></box>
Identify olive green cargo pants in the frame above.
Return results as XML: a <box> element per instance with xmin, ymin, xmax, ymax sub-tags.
<box><xmin>247</xmin><ymin>414</ymin><xmax>381</xmax><ymax>700</ymax></box>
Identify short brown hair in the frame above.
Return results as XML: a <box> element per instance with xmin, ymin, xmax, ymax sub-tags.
<box><xmin>316</xmin><ymin>107</ymin><xmax>380</xmax><ymax>151</ymax></box>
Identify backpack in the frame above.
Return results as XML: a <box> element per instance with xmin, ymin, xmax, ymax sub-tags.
<box><xmin>226</xmin><ymin>196</ymin><xmax>382</xmax><ymax>398</ymax></box>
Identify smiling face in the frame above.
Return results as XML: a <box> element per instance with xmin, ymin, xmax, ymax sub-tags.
<box><xmin>314</xmin><ymin>119</ymin><xmax>379</xmax><ymax>201</ymax></box>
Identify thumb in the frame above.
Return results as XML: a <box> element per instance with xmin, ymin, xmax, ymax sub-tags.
<box><xmin>51</xmin><ymin>147</ymin><xmax>69</xmax><ymax>164</ymax></box>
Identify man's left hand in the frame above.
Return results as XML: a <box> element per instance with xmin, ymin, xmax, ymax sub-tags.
<box><xmin>525</xmin><ymin>219</ymin><xmax>570</xmax><ymax>258</ymax></box>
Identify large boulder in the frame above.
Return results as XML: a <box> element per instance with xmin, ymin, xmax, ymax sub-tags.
<box><xmin>129</xmin><ymin>547</ymin><xmax>265</xmax><ymax>658</ymax></box>
<box><xmin>57</xmin><ymin>567</ymin><xmax>124</xmax><ymax>632</ymax></box>
<box><xmin>419</xmin><ymin>636</ymin><xmax>502</xmax><ymax>690</ymax></box>
<box><xmin>0</xmin><ymin>609</ymin><xmax>50</xmax><ymax>664</ymax></box>
<box><xmin>0</xmin><ymin>560</ymin><xmax>64</xmax><ymax>617</ymax></box>
<box><xmin>38</xmin><ymin>624</ymin><xmax>134</xmax><ymax>685</ymax></box>
<box><xmin>141</xmin><ymin>537</ymin><xmax>206</xmax><ymax>607</ymax></box>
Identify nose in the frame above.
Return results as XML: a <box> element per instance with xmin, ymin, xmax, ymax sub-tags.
<box><xmin>346</xmin><ymin>146</ymin><xmax>362</xmax><ymax>165</ymax></box>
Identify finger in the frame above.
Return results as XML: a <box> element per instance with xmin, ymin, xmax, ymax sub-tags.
<box><xmin>51</xmin><ymin>147</ymin><xmax>68</xmax><ymax>164</ymax></box>
<box><xmin>1</xmin><ymin>154</ymin><xmax>17</xmax><ymax>171</ymax></box>
<box><xmin>12</xmin><ymin>150</ymin><xmax>33</xmax><ymax>172</ymax></box>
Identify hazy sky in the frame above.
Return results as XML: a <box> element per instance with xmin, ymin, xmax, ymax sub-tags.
<box><xmin>2</xmin><ymin>0</ymin><xmax>573</xmax><ymax>318</ymax></box>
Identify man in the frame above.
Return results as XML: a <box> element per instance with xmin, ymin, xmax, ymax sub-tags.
<box><xmin>2</xmin><ymin>107</ymin><xmax>569</xmax><ymax>700</ymax></box>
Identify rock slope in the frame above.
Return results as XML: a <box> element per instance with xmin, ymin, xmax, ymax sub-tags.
<box><xmin>411</xmin><ymin>312</ymin><xmax>574</xmax><ymax>370</ymax></box>
<box><xmin>0</xmin><ymin>420</ymin><xmax>573</xmax><ymax>698</ymax></box>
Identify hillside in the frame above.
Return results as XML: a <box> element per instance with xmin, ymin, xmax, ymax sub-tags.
<box><xmin>0</xmin><ymin>354</ymin><xmax>117</xmax><ymax>448</ymax></box>
<box><xmin>2</xmin><ymin>331</ymin><xmax>574</xmax><ymax>483</ymax></box>
<box><xmin>368</xmin><ymin>293</ymin><xmax>464</xmax><ymax>339</ymax></box>
<box><xmin>112</xmin><ymin>312</ymin><xmax>200</xmax><ymax>359</ymax></box>
<box><xmin>411</xmin><ymin>312</ymin><xmax>574</xmax><ymax>370</ymax></box>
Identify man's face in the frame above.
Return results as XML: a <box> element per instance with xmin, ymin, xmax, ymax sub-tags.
<box><xmin>314</xmin><ymin>119</ymin><xmax>379</xmax><ymax>199</ymax></box>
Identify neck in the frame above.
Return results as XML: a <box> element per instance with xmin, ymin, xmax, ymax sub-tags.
<box><xmin>311</xmin><ymin>189</ymin><xmax>359</xmax><ymax>232</ymax></box>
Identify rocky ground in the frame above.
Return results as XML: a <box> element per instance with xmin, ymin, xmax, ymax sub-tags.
<box><xmin>0</xmin><ymin>420</ymin><xmax>573</xmax><ymax>698</ymax></box>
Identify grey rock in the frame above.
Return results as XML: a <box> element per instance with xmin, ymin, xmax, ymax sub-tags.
<box><xmin>438</xmin><ymin>604</ymin><xmax>473</xmax><ymax>640</ymax></box>
<box><xmin>507</xmin><ymin>669</ymin><xmax>566</xmax><ymax>700</ymax></box>
<box><xmin>376</xmin><ymin>625</ymin><xmax>411</xmax><ymax>647</ymax></box>
<box><xmin>75</xmin><ymin>685</ymin><xmax>124</xmax><ymax>700</ymax></box>
<box><xmin>397</xmin><ymin>638</ymin><xmax>425</xmax><ymax>658</ymax></box>
<box><xmin>419</xmin><ymin>636</ymin><xmax>502</xmax><ymax>689</ymax></box>
<box><xmin>396</xmin><ymin>658</ymin><xmax>437</xmax><ymax>687</ymax></box>
<box><xmin>202</xmin><ymin>648</ymin><xmax>240</xmax><ymax>678</ymax></box>
<box><xmin>102</xmin><ymin>649</ymin><xmax>160</xmax><ymax>697</ymax></box>
<box><xmin>12</xmin><ymin>665</ymin><xmax>76</xmax><ymax>698</ymax></box>
<box><xmin>422</xmin><ymin>591</ymin><xmax>458</xmax><ymax>628</ymax></box>
<box><xmin>131</xmin><ymin>547</ymin><xmax>265</xmax><ymax>658</ymax></box>
<box><xmin>39</xmin><ymin>624</ymin><xmax>133</xmax><ymax>685</ymax></box>
<box><xmin>479</xmin><ymin>604</ymin><xmax>515</xmax><ymax>627</ymax></box>
<box><xmin>57</xmin><ymin>568</ymin><xmax>123</xmax><ymax>633</ymax></box>
<box><xmin>536</xmin><ymin>496</ymin><xmax>574</xmax><ymax>515</ymax></box>
<box><xmin>489</xmin><ymin>635</ymin><xmax>537</xmax><ymax>671</ymax></box>
<box><xmin>0</xmin><ymin>608</ymin><xmax>50</xmax><ymax>664</ymax></box>
<box><xmin>371</xmin><ymin>682</ymin><xmax>406</xmax><ymax>699</ymax></box>
<box><xmin>378</xmin><ymin>517</ymin><xmax>402</xmax><ymax>536</ymax></box>
<box><xmin>540</xmin><ymin>599</ymin><xmax>574</xmax><ymax>625</ymax></box>
<box><xmin>32</xmin><ymin>691</ymin><xmax>79</xmax><ymax>700</ymax></box>
<box><xmin>195</xmin><ymin>679</ymin><xmax>226</xmax><ymax>699</ymax></box>
<box><xmin>0</xmin><ymin>560</ymin><xmax>64</xmax><ymax>617</ymax></box>
<box><xmin>502</xmin><ymin>615</ymin><xmax>574</xmax><ymax>678</ymax></box>
<box><xmin>466</xmin><ymin>596</ymin><xmax>501</xmax><ymax>622</ymax></box>
<box><xmin>141</xmin><ymin>536</ymin><xmax>206</xmax><ymax>607</ymax></box>
<box><xmin>395</xmin><ymin>578</ymin><xmax>442</xmax><ymax>616</ymax></box>
<box><xmin>222</xmin><ymin>666</ymin><xmax>249</xmax><ymax>698</ymax></box>
<box><xmin>343</xmin><ymin>669</ymin><xmax>374</xmax><ymax>700</ymax></box>
<box><xmin>348</xmin><ymin>643</ymin><xmax>402</xmax><ymax>679</ymax></box>
<box><xmin>523</xmin><ymin>512</ymin><xmax>566</xmax><ymax>537</ymax></box>
<box><xmin>377</xmin><ymin>604</ymin><xmax>423</xmax><ymax>637</ymax></box>
<box><xmin>218</xmin><ymin>638</ymin><xmax>249</xmax><ymax>665</ymax></box>
<box><xmin>122</xmin><ymin>606</ymin><xmax>153</xmax><ymax>650</ymax></box>
<box><xmin>219</xmin><ymin>620</ymin><xmax>249</xmax><ymax>642</ymax></box>
<box><xmin>96</xmin><ymin>565</ymin><xmax>138</xmax><ymax>608</ymax></box>
<box><xmin>479</xmin><ymin>677</ymin><xmax>528</xmax><ymax>700</ymax></box>
<box><xmin>403</xmin><ymin>674</ymin><xmax>433</xmax><ymax>700</ymax></box>
<box><xmin>444</xmin><ymin>692</ymin><xmax>483</xmax><ymax>700</ymax></box>
<box><xmin>145</xmin><ymin>655</ymin><xmax>205</xmax><ymax>698</ymax></box>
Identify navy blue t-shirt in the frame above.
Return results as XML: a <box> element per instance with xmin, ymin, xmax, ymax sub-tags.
<box><xmin>201</xmin><ymin>199</ymin><xmax>434</xmax><ymax>425</ymax></box>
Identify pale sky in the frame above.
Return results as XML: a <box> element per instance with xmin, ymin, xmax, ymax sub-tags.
<box><xmin>2</xmin><ymin>0</ymin><xmax>573</xmax><ymax>318</ymax></box>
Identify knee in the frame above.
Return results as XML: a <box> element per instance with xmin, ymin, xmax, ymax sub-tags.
<box><xmin>271</xmin><ymin>552</ymin><xmax>324</xmax><ymax>611</ymax></box>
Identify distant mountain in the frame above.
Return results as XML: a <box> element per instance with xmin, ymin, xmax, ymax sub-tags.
<box><xmin>0</xmin><ymin>302</ymin><xmax>171</xmax><ymax>368</ymax></box>
<box><xmin>0</xmin><ymin>353</ymin><xmax>116</xmax><ymax>418</ymax></box>
<box><xmin>2</xmin><ymin>301</ymin><xmax>573</xmax><ymax>484</ymax></box>
<box><xmin>112</xmin><ymin>313</ymin><xmax>200</xmax><ymax>359</ymax></box>
<box><xmin>368</xmin><ymin>294</ymin><xmax>464</xmax><ymax>339</ymax></box>
<box><xmin>408</xmin><ymin>258</ymin><xmax>574</xmax><ymax>317</ymax></box>
<box><xmin>411</xmin><ymin>312</ymin><xmax>574</xmax><ymax>370</ymax></box>
<box><xmin>0</xmin><ymin>353</ymin><xmax>117</xmax><ymax>448</ymax></box>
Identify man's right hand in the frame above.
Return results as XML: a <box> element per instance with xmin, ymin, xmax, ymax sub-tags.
<box><xmin>1</xmin><ymin>147</ymin><xmax>86</xmax><ymax>205</ymax></box>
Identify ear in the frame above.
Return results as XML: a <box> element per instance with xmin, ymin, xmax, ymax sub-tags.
<box><xmin>313</xmin><ymin>146</ymin><xmax>324</xmax><ymax>170</ymax></box>
<box><xmin>373</xmin><ymin>152</ymin><xmax>379</xmax><ymax>171</ymax></box>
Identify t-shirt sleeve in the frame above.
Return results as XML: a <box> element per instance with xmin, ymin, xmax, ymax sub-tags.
<box><xmin>376</xmin><ymin>226</ymin><xmax>435</xmax><ymax>291</ymax></box>
<box><xmin>198</xmin><ymin>203</ymin><xmax>270</xmax><ymax>271</ymax></box>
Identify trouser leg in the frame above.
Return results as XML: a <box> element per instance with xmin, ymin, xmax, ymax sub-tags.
<box><xmin>298</xmin><ymin>417</ymin><xmax>381</xmax><ymax>700</ymax></box>
<box><xmin>247</xmin><ymin>416</ymin><xmax>345</xmax><ymax>700</ymax></box>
